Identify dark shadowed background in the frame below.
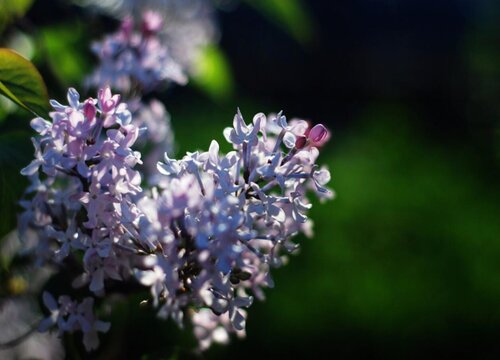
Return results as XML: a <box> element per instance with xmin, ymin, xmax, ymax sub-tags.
<box><xmin>1</xmin><ymin>0</ymin><xmax>500</xmax><ymax>358</ymax></box>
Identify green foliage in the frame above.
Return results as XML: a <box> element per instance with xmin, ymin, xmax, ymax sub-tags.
<box><xmin>192</xmin><ymin>45</ymin><xmax>234</xmax><ymax>102</ymax></box>
<box><xmin>0</xmin><ymin>0</ymin><xmax>34</xmax><ymax>33</ymax></box>
<box><xmin>0</xmin><ymin>48</ymin><xmax>49</xmax><ymax>118</ymax></box>
<box><xmin>39</xmin><ymin>23</ymin><xmax>93</xmax><ymax>88</ymax></box>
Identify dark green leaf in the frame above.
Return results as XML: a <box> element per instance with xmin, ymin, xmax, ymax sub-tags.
<box><xmin>0</xmin><ymin>48</ymin><xmax>50</xmax><ymax>118</ymax></box>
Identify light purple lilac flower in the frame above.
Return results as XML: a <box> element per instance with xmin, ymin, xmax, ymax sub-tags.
<box><xmin>19</xmin><ymin>87</ymin><xmax>142</xmax><ymax>344</ymax></box>
<box><xmin>77</xmin><ymin>0</ymin><xmax>217</xmax><ymax>76</ymax></box>
<box><xmin>39</xmin><ymin>292</ymin><xmax>110</xmax><ymax>351</ymax></box>
<box><xmin>85</xmin><ymin>11</ymin><xmax>179</xmax><ymax>185</ymax></box>
<box><xmin>86</xmin><ymin>11</ymin><xmax>187</xmax><ymax>94</ymax></box>
<box><xmin>137</xmin><ymin>110</ymin><xmax>332</xmax><ymax>349</ymax></box>
<box><xmin>19</xmin><ymin>87</ymin><xmax>332</xmax><ymax>351</ymax></box>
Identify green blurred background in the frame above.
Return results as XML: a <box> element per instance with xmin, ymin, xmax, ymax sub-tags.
<box><xmin>1</xmin><ymin>0</ymin><xmax>500</xmax><ymax>358</ymax></box>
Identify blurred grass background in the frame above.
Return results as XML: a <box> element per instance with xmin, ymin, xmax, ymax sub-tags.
<box><xmin>1</xmin><ymin>0</ymin><xmax>500</xmax><ymax>358</ymax></box>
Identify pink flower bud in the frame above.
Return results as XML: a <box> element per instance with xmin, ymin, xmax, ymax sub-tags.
<box><xmin>142</xmin><ymin>11</ymin><xmax>163</xmax><ymax>34</ymax></box>
<box><xmin>83</xmin><ymin>100</ymin><xmax>96</xmax><ymax>121</ymax></box>
<box><xmin>307</xmin><ymin>124</ymin><xmax>330</xmax><ymax>147</ymax></box>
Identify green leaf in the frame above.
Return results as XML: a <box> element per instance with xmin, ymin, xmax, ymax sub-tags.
<box><xmin>0</xmin><ymin>48</ymin><xmax>49</xmax><ymax>118</ymax></box>
<box><xmin>40</xmin><ymin>23</ymin><xmax>92</xmax><ymax>86</ymax></box>
<box><xmin>0</xmin><ymin>0</ymin><xmax>34</xmax><ymax>33</ymax></box>
<box><xmin>244</xmin><ymin>0</ymin><xmax>315</xmax><ymax>45</ymax></box>
<box><xmin>191</xmin><ymin>45</ymin><xmax>234</xmax><ymax>102</ymax></box>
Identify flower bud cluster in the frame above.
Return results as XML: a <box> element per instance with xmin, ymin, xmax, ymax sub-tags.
<box><xmin>86</xmin><ymin>11</ymin><xmax>187</xmax><ymax>94</ymax></box>
<box><xmin>77</xmin><ymin>0</ymin><xmax>217</xmax><ymax>75</ymax></box>
<box><xmin>19</xmin><ymin>89</ymin><xmax>332</xmax><ymax>351</ymax></box>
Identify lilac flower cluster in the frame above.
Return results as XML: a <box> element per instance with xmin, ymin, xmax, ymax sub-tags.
<box><xmin>86</xmin><ymin>10</ymin><xmax>179</xmax><ymax>182</ymax></box>
<box><xmin>38</xmin><ymin>292</ymin><xmax>110</xmax><ymax>351</ymax></box>
<box><xmin>136</xmin><ymin>110</ymin><xmax>332</xmax><ymax>347</ymax></box>
<box><xmin>86</xmin><ymin>11</ymin><xmax>187</xmax><ymax>94</ymax></box>
<box><xmin>78</xmin><ymin>0</ymin><xmax>217</xmax><ymax>75</ymax></box>
<box><xmin>19</xmin><ymin>87</ymin><xmax>141</xmax><ymax>349</ymax></box>
<box><xmin>19</xmin><ymin>88</ymin><xmax>332</xmax><ymax>351</ymax></box>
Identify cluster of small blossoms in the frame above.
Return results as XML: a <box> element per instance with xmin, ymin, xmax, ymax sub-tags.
<box><xmin>135</xmin><ymin>110</ymin><xmax>332</xmax><ymax>349</ymax></box>
<box><xmin>19</xmin><ymin>88</ymin><xmax>332</xmax><ymax>351</ymax></box>
<box><xmin>38</xmin><ymin>292</ymin><xmax>110</xmax><ymax>351</ymax></box>
<box><xmin>86</xmin><ymin>11</ymin><xmax>180</xmax><ymax>181</ymax></box>
<box><xmin>86</xmin><ymin>11</ymin><xmax>187</xmax><ymax>94</ymax></box>
<box><xmin>77</xmin><ymin>0</ymin><xmax>217</xmax><ymax>74</ymax></box>
<box><xmin>19</xmin><ymin>87</ymin><xmax>142</xmax><ymax>350</ymax></box>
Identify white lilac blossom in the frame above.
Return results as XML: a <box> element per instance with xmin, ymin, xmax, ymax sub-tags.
<box><xmin>86</xmin><ymin>11</ymin><xmax>187</xmax><ymax>94</ymax></box>
<box><xmin>19</xmin><ymin>88</ymin><xmax>332</xmax><ymax>351</ymax></box>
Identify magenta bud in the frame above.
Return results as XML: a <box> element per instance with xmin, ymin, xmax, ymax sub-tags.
<box><xmin>142</xmin><ymin>11</ymin><xmax>163</xmax><ymax>34</ymax></box>
<box><xmin>307</xmin><ymin>124</ymin><xmax>330</xmax><ymax>147</ymax></box>
<box><xmin>83</xmin><ymin>100</ymin><xmax>96</xmax><ymax>121</ymax></box>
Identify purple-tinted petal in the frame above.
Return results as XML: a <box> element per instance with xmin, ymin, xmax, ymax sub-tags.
<box><xmin>208</xmin><ymin>140</ymin><xmax>219</xmax><ymax>165</ymax></box>
<box><xmin>43</xmin><ymin>291</ymin><xmax>58</xmax><ymax>311</ymax></box>
<box><xmin>49</xmin><ymin>99</ymin><xmax>66</xmax><ymax>111</ymax></box>
<box><xmin>38</xmin><ymin>317</ymin><xmax>56</xmax><ymax>332</ymax></box>
<box><xmin>233</xmin><ymin>296</ymin><xmax>253</xmax><ymax>308</ymax></box>
<box><xmin>231</xmin><ymin>310</ymin><xmax>245</xmax><ymax>331</ymax></box>
<box><xmin>20</xmin><ymin>159</ymin><xmax>42</xmax><ymax>176</ymax></box>
<box><xmin>283</xmin><ymin>131</ymin><xmax>296</xmax><ymax>149</ymax></box>
<box><xmin>95</xmin><ymin>320</ymin><xmax>111</xmax><ymax>333</ymax></box>
<box><xmin>89</xmin><ymin>269</ymin><xmax>104</xmax><ymax>293</ymax></box>
<box><xmin>67</xmin><ymin>88</ymin><xmax>80</xmax><ymax>108</ymax></box>
<box><xmin>30</xmin><ymin>117</ymin><xmax>51</xmax><ymax>134</ymax></box>
<box><xmin>77</xmin><ymin>161</ymin><xmax>91</xmax><ymax>178</ymax></box>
